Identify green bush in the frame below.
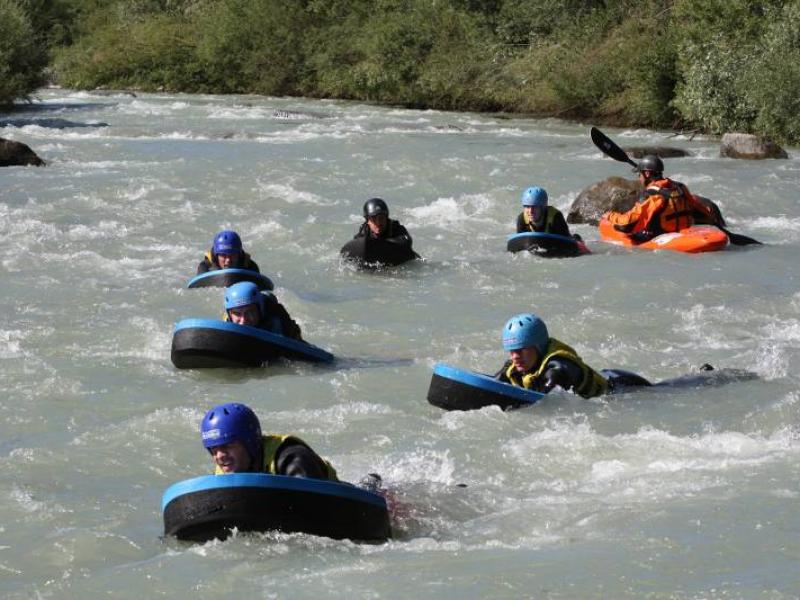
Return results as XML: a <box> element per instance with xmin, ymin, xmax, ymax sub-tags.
<box><xmin>194</xmin><ymin>0</ymin><xmax>308</xmax><ymax>95</ymax></box>
<box><xmin>0</xmin><ymin>0</ymin><xmax>48</xmax><ymax>104</ymax></box>
<box><xmin>55</xmin><ymin>13</ymin><xmax>204</xmax><ymax>91</ymax></box>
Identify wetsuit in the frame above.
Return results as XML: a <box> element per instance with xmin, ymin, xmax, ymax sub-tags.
<box><xmin>214</xmin><ymin>435</ymin><xmax>338</xmax><ymax>481</ymax></box>
<box><xmin>197</xmin><ymin>250</ymin><xmax>260</xmax><ymax>274</ymax></box>
<box><xmin>495</xmin><ymin>337</ymin><xmax>608</xmax><ymax>399</ymax></box>
<box><xmin>354</xmin><ymin>219</ymin><xmax>419</xmax><ymax>257</ymax></box>
<box><xmin>516</xmin><ymin>206</ymin><xmax>571</xmax><ymax>237</ymax></box>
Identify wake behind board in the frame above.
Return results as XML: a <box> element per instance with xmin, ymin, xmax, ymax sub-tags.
<box><xmin>340</xmin><ymin>237</ymin><xmax>419</xmax><ymax>267</ymax></box>
<box><xmin>187</xmin><ymin>268</ymin><xmax>274</xmax><ymax>291</ymax></box>
<box><xmin>170</xmin><ymin>318</ymin><xmax>334</xmax><ymax>368</ymax></box>
<box><xmin>427</xmin><ymin>363</ymin><xmax>545</xmax><ymax>411</ymax></box>
<box><xmin>162</xmin><ymin>473</ymin><xmax>391</xmax><ymax>542</ymax></box>
<box><xmin>598</xmin><ymin>218</ymin><xmax>728</xmax><ymax>253</ymax></box>
<box><xmin>506</xmin><ymin>232</ymin><xmax>590</xmax><ymax>257</ymax></box>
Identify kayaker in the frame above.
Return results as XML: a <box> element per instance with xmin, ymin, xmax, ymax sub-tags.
<box><xmin>197</xmin><ymin>230</ymin><xmax>260</xmax><ymax>274</ymax></box>
<box><xmin>515</xmin><ymin>186</ymin><xmax>573</xmax><ymax>237</ymax></box>
<box><xmin>604</xmin><ymin>155</ymin><xmax>719</xmax><ymax>243</ymax></box>
<box><xmin>495</xmin><ymin>313</ymin><xmax>608</xmax><ymax>398</ymax></box>
<box><xmin>353</xmin><ymin>198</ymin><xmax>419</xmax><ymax>256</ymax></box>
<box><xmin>201</xmin><ymin>402</ymin><xmax>338</xmax><ymax>480</ymax></box>
<box><xmin>223</xmin><ymin>281</ymin><xmax>302</xmax><ymax>341</ymax></box>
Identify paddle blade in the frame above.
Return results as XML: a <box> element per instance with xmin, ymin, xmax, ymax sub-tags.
<box><xmin>591</xmin><ymin>127</ymin><xmax>638</xmax><ymax>168</ymax></box>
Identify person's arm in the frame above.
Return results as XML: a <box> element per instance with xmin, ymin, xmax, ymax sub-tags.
<box><xmin>539</xmin><ymin>357</ymin><xmax>585</xmax><ymax>394</ymax></box>
<box><xmin>242</xmin><ymin>256</ymin><xmax>260</xmax><ymax>273</ymax></box>
<box><xmin>550</xmin><ymin>210</ymin><xmax>571</xmax><ymax>237</ymax></box>
<box><xmin>272</xmin><ymin>301</ymin><xmax>303</xmax><ymax>340</ymax></box>
<box><xmin>606</xmin><ymin>195</ymin><xmax>660</xmax><ymax>234</ymax></box>
<box><xmin>275</xmin><ymin>443</ymin><xmax>329</xmax><ymax>479</ymax></box>
<box><xmin>196</xmin><ymin>258</ymin><xmax>212</xmax><ymax>274</ymax></box>
<box><xmin>385</xmin><ymin>222</ymin><xmax>413</xmax><ymax>246</ymax></box>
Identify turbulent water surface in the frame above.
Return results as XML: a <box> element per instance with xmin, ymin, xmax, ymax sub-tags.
<box><xmin>1</xmin><ymin>90</ymin><xmax>798</xmax><ymax>599</ymax></box>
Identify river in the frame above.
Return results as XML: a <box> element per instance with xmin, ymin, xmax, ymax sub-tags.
<box><xmin>1</xmin><ymin>89</ymin><xmax>798</xmax><ymax>598</ymax></box>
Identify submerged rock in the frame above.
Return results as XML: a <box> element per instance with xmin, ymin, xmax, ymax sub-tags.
<box><xmin>0</xmin><ymin>137</ymin><xmax>45</xmax><ymax>167</ymax></box>
<box><xmin>720</xmin><ymin>133</ymin><xmax>788</xmax><ymax>159</ymax></box>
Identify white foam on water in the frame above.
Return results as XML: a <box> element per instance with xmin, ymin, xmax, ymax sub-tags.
<box><xmin>255</xmin><ymin>181</ymin><xmax>339</xmax><ymax>207</ymax></box>
<box><xmin>405</xmin><ymin>194</ymin><xmax>496</xmax><ymax>228</ymax></box>
<box><xmin>207</xmin><ymin>107</ymin><xmax>272</xmax><ymax>120</ymax></box>
<box><xmin>155</xmin><ymin>131</ymin><xmax>211</xmax><ymax>141</ymax></box>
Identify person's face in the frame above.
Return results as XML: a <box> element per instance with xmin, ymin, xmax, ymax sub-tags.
<box><xmin>367</xmin><ymin>214</ymin><xmax>388</xmax><ymax>235</ymax></box>
<box><xmin>229</xmin><ymin>303</ymin><xmax>260</xmax><ymax>326</ymax></box>
<box><xmin>639</xmin><ymin>170</ymin><xmax>654</xmax><ymax>185</ymax></box>
<box><xmin>509</xmin><ymin>346</ymin><xmax>540</xmax><ymax>373</ymax></box>
<box><xmin>216</xmin><ymin>252</ymin><xmax>239</xmax><ymax>269</ymax></box>
<box><xmin>210</xmin><ymin>440</ymin><xmax>252</xmax><ymax>473</ymax></box>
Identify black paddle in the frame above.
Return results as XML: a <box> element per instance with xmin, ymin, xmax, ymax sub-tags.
<box><xmin>590</xmin><ymin>127</ymin><xmax>762</xmax><ymax>246</ymax></box>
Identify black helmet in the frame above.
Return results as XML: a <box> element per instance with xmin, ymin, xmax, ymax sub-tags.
<box><xmin>638</xmin><ymin>155</ymin><xmax>664</xmax><ymax>176</ymax></box>
<box><xmin>363</xmin><ymin>198</ymin><xmax>389</xmax><ymax>218</ymax></box>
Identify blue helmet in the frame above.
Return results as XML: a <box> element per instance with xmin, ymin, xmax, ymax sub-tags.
<box><xmin>201</xmin><ymin>403</ymin><xmax>262</xmax><ymax>463</ymax></box>
<box><xmin>502</xmin><ymin>313</ymin><xmax>549</xmax><ymax>353</ymax></box>
<box><xmin>224</xmin><ymin>281</ymin><xmax>263</xmax><ymax>315</ymax></box>
<box><xmin>212</xmin><ymin>230</ymin><xmax>243</xmax><ymax>256</ymax></box>
<box><xmin>520</xmin><ymin>187</ymin><xmax>548</xmax><ymax>208</ymax></box>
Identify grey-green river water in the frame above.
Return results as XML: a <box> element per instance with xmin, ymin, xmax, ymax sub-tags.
<box><xmin>1</xmin><ymin>89</ymin><xmax>798</xmax><ymax>598</ymax></box>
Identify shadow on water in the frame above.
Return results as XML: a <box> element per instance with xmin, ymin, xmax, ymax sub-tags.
<box><xmin>4</xmin><ymin>101</ymin><xmax>112</xmax><ymax>114</ymax></box>
<box><xmin>173</xmin><ymin>355</ymin><xmax>415</xmax><ymax>382</ymax></box>
<box><xmin>0</xmin><ymin>117</ymin><xmax>109</xmax><ymax>129</ymax></box>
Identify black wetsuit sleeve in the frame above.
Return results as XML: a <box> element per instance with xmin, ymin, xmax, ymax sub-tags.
<box><xmin>516</xmin><ymin>213</ymin><xmax>528</xmax><ymax>233</ymax></box>
<box><xmin>353</xmin><ymin>223</ymin><xmax>368</xmax><ymax>240</ymax></box>
<box><xmin>272</xmin><ymin>301</ymin><xmax>302</xmax><ymax>340</ymax></box>
<box><xmin>243</xmin><ymin>258</ymin><xmax>260</xmax><ymax>273</ymax></box>
<box><xmin>275</xmin><ymin>443</ymin><xmax>329</xmax><ymax>479</ymax></box>
<box><xmin>540</xmin><ymin>357</ymin><xmax>585</xmax><ymax>393</ymax></box>
<box><xmin>385</xmin><ymin>221</ymin><xmax>413</xmax><ymax>246</ymax></box>
<box><xmin>550</xmin><ymin>210</ymin><xmax>571</xmax><ymax>237</ymax></box>
<box><xmin>196</xmin><ymin>257</ymin><xmax>213</xmax><ymax>274</ymax></box>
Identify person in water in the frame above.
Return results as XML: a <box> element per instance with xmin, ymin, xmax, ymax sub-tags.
<box><xmin>515</xmin><ymin>186</ymin><xmax>572</xmax><ymax>237</ymax></box>
<box><xmin>201</xmin><ymin>402</ymin><xmax>338</xmax><ymax>479</ymax></box>
<box><xmin>604</xmin><ymin>155</ymin><xmax>719</xmax><ymax>243</ymax></box>
<box><xmin>495</xmin><ymin>313</ymin><xmax>608</xmax><ymax>399</ymax></box>
<box><xmin>224</xmin><ymin>281</ymin><xmax>302</xmax><ymax>341</ymax></box>
<box><xmin>197</xmin><ymin>230</ymin><xmax>260</xmax><ymax>274</ymax></box>
<box><xmin>354</xmin><ymin>198</ymin><xmax>419</xmax><ymax>255</ymax></box>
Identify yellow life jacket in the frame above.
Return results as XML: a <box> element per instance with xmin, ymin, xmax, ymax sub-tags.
<box><xmin>204</xmin><ymin>250</ymin><xmax>257</xmax><ymax>271</ymax></box>
<box><xmin>523</xmin><ymin>206</ymin><xmax>558</xmax><ymax>232</ymax></box>
<box><xmin>214</xmin><ymin>434</ymin><xmax>338</xmax><ymax>480</ymax></box>
<box><xmin>504</xmin><ymin>337</ymin><xmax>608</xmax><ymax>399</ymax></box>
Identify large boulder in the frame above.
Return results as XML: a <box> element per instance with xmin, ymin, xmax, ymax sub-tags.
<box><xmin>720</xmin><ymin>133</ymin><xmax>788</xmax><ymax>159</ymax></box>
<box><xmin>567</xmin><ymin>177</ymin><xmax>726</xmax><ymax>227</ymax></box>
<box><xmin>567</xmin><ymin>176</ymin><xmax>641</xmax><ymax>225</ymax></box>
<box><xmin>0</xmin><ymin>137</ymin><xmax>45</xmax><ymax>167</ymax></box>
<box><xmin>624</xmin><ymin>146</ymin><xmax>690</xmax><ymax>158</ymax></box>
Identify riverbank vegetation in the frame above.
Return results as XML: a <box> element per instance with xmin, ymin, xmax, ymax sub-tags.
<box><xmin>3</xmin><ymin>0</ymin><xmax>800</xmax><ymax>144</ymax></box>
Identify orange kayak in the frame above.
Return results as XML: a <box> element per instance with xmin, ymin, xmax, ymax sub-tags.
<box><xmin>598</xmin><ymin>218</ymin><xmax>729</xmax><ymax>253</ymax></box>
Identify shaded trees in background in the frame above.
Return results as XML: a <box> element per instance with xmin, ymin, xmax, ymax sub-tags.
<box><xmin>4</xmin><ymin>0</ymin><xmax>800</xmax><ymax>144</ymax></box>
<box><xmin>0</xmin><ymin>0</ymin><xmax>49</xmax><ymax>105</ymax></box>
